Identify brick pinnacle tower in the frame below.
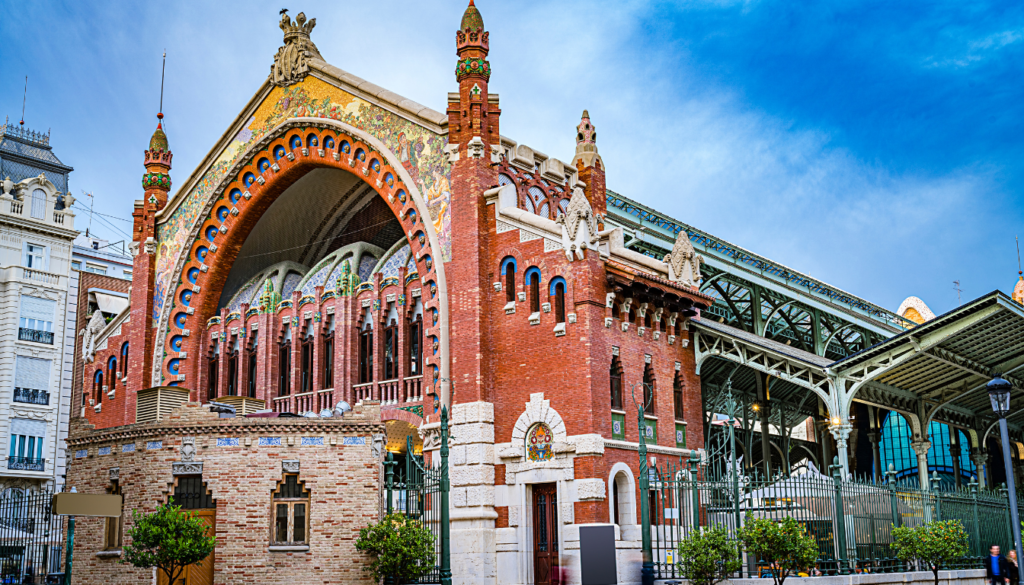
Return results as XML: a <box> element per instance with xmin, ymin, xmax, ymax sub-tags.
<box><xmin>447</xmin><ymin>0</ymin><xmax>501</xmax><ymax>403</ymax></box>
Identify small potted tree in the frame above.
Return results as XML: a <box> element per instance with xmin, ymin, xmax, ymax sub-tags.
<box><xmin>677</xmin><ymin>524</ymin><xmax>742</xmax><ymax>585</ymax></box>
<box><xmin>892</xmin><ymin>520</ymin><xmax>969</xmax><ymax>585</ymax></box>
<box><xmin>356</xmin><ymin>512</ymin><xmax>436</xmax><ymax>584</ymax></box>
<box><xmin>736</xmin><ymin>516</ymin><xmax>818</xmax><ymax>585</ymax></box>
<box><xmin>120</xmin><ymin>498</ymin><xmax>217</xmax><ymax>585</ymax></box>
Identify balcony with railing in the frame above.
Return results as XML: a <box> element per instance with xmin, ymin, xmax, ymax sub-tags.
<box><xmin>13</xmin><ymin>387</ymin><xmax>50</xmax><ymax>406</ymax></box>
<box><xmin>18</xmin><ymin>327</ymin><xmax>54</xmax><ymax>344</ymax></box>
<box><xmin>7</xmin><ymin>457</ymin><xmax>45</xmax><ymax>472</ymax></box>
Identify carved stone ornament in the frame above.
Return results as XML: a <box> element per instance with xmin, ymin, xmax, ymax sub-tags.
<box><xmin>664</xmin><ymin>229</ymin><xmax>704</xmax><ymax>288</ymax></box>
<box><xmin>144</xmin><ymin>237</ymin><xmax>158</xmax><ymax>255</ymax></box>
<box><xmin>82</xmin><ymin>311</ymin><xmax>106</xmax><ymax>363</ymax></box>
<box><xmin>371</xmin><ymin>434</ymin><xmax>385</xmax><ymax>460</ymax></box>
<box><xmin>271</xmin><ymin>11</ymin><xmax>323</xmax><ymax>87</ymax></box>
<box><xmin>128</xmin><ymin>241</ymin><xmax>140</xmax><ymax>257</ymax></box>
<box><xmin>282</xmin><ymin>460</ymin><xmax>300</xmax><ymax>473</ymax></box>
<box><xmin>467</xmin><ymin>136</ymin><xmax>485</xmax><ymax>159</ymax></box>
<box><xmin>556</xmin><ymin>187</ymin><xmax>598</xmax><ymax>262</ymax></box>
<box><xmin>109</xmin><ymin>467</ymin><xmax>120</xmax><ymax>481</ymax></box>
<box><xmin>180</xmin><ymin>437</ymin><xmax>196</xmax><ymax>462</ymax></box>
<box><xmin>172</xmin><ymin>462</ymin><xmax>203</xmax><ymax>476</ymax></box>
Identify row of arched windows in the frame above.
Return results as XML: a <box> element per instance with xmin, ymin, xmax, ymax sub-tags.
<box><xmin>90</xmin><ymin>342</ymin><xmax>128</xmax><ymax>406</ymax></box>
<box><xmin>501</xmin><ymin>257</ymin><xmax>567</xmax><ymax>323</ymax></box>
<box><xmin>609</xmin><ymin>356</ymin><xmax>685</xmax><ymax>420</ymax></box>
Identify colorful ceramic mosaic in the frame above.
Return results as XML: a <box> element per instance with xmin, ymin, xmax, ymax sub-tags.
<box><xmin>372</xmin><ymin>240</ymin><xmax>411</xmax><ymax>282</ymax></box>
<box><xmin>526</xmin><ymin>423</ymin><xmax>554</xmax><ymax>462</ymax></box>
<box><xmin>152</xmin><ymin>76</ymin><xmax>452</xmax><ymax>327</ymax></box>
<box><xmin>357</xmin><ymin>253</ymin><xmax>377</xmax><ymax>283</ymax></box>
<box><xmin>281</xmin><ymin>272</ymin><xmax>303</xmax><ymax>299</ymax></box>
<box><xmin>300</xmin><ymin>258</ymin><xmax>335</xmax><ymax>297</ymax></box>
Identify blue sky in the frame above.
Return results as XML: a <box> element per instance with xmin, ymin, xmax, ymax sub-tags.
<box><xmin>1</xmin><ymin>0</ymin><xmax>1021</xmax><ymax>315</ymax></box>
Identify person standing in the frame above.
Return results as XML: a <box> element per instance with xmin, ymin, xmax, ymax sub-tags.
<box><xmin>990</xmin><ymin>545</ymin><xmax>1012</xmax><ymax>585</ymax></box>
<box><xmin>1008</xmin><ymin>550</ymin><xmax>1020</xmax><ymax>585</ymax></box>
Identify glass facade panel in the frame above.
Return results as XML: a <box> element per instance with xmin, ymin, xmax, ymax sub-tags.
<box><xmin>879</xmin><ymin>412</ymin><xmax>976</xmax><ymax>484</ymax></box>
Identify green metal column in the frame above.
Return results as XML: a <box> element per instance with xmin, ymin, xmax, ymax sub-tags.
<box><xmin>385</xmin><ymin>452</ymin><xmax>395</xmax><ymax>515</ymax></box>
<box><xmin>689</xmin><ymin>452</ymin><xmax>701</xmax><ymax>530</ymax></box>
<box><xmin>969</xmin><ymin>478</ymin><xmax>981</xmax><ymax>558</ymax></box>
<box><xmin>751</xmin><ymin>285</ymin><xmax>764</xmax><ymax>336</ymax></box>
<box><xmin>831</xmin><ymin>457</ymin><xmax>849</xmax><ymax>574</ymax></box>
<box><xmin>887</xmin><ymin>464</ymin><xmax>900</xmax><ymax>530</ymax></box>
<box><xmin>63</xmin><ymin>515</ymin><xmax>75</xmax><ymax>585</ymax></box>
<box><xmin>638</xmin><ymin>386</ymin><xmax>654</xmax><ymax>585</ymax></box>
<box><xmin>440</xmin><ymin>406</ymin><xmax>452</xmax><ymax>585</ymax></box>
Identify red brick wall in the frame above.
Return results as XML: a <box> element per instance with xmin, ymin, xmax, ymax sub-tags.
<box><xmin>72</xmin><ymin>273</ymin><xmax>131</xmax><ymax>417</ymax></box>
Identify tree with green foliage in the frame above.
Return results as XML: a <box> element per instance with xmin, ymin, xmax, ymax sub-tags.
<box><xmin>892</xmin><ymin>520</ymin><xmax>969</xmax><ymax>585</ymax></box>
<box><xmin>120</xmin><ymin>498</ymin><xmax>217</xmax><ymax>585</ymax></box>
<box><xmin>677</xmin><ymin>525</ymin><xmax>743</xmax><ymax>585</ymax></box>
<box><xmin>356</xmin><ymin>512</ymin><xmax>436</xmax><ymax>584</ymax></box>
<box><xmin>736</xmin><ymin>515</ymin><xmax>818</xmax><ymax>585</ymax></box>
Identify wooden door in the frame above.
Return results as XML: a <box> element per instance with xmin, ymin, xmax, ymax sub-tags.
<box><xmin>532</xmin><ymin>483</ymin><xmax>559</xmax><ymax>585</ymax></box>
<box><xmin>156</xmin><ymin>509</ymin><xmax>215</xmax><ymax>585</ymax></box>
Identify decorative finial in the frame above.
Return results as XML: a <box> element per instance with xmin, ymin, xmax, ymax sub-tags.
<box><xmin>157</xmin><ymin>51</ymin><xmax>166</xmax><ymax>129</ymax></box>
<box><xmin>271</xmin><ymin>10</ymin><xmax>322</xmax><ymax>87</ymax></box>
<box><xmin>1013</xmin><ymin>236</ymin><xmax>1024</xmax><ymax>306</ymax></box>
<box><xmin>572</xmin><ymin>109</ymin><xmax>603</xmax><ymax>169</ymax></box>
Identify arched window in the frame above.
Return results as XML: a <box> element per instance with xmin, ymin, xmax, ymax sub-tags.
<box><xmin>879</xmin><ymin>412</ymin><xmax>976</xmax><ymax>484</ymax></box>
<box><xmin>93</xmin><ymin>370</ymin><xmax>103</xmax><ymax>404</ymax></box>
<box><xmin>642</xmin><ymin>363</ymin><xmax>655</xmax><ymax>415</ymax></box>
<box><xmin>107</xmin><ymin>356</ymin><xmax>118</xmax><ymax>391</ymax></box>
<box><xmin>549</xmin><ymin>277</ymin><xmax>566</xmax><ymax>324</ymax></box>
<box><xmin>383</xmin><ymin>304</ymin><xmax>398</xmax><ymax>381</ymax></box>
<box><xmin>501</xmin><ymin>257</ymin><xmax>517</xmax><ymax>303</ymax></box>
<box><xmin>525</xmin><ymin>267</ymin><xmax>541</xmax><ymax>314</ymax></box>
<box><xmin>673</xmin><ymin>371</ymin><xmax>684</xmax><ymax>420</ymax></box>
<box><xmin>120</xmin><ymin>342</ymin><xmax>129</xmax><ymax>378</ymax></box>
<box><xmin>359</xmin><ymin>308</ymin><xmax>374</xmax><ymax>384</ymax></box>
<box><xmin>610</xmin><ymin>355</ymin><xmax>623</xmax><ymax>410</ymax></box>
<box><xmin>278</xmin><ymin>325</ymin><xmax>292</xmax><ymax>397</ymax></box>
<box><xmin>408</xmin><ymin>299</ymin><xmax>423</xmax><ymax>376</ymax></box>
<box><xmin>227</xmin><ymin>337</ymin><xmax>240</xmax><ymax>396</ymax></box>
<box><xmin>208</xmin><ymin>341</ymin><xmax>220</xmax><ymax>399</ymax></box>
<box><xmin>321</xmin><ymin>316</ymin><xmax>334</xmax><ymax>390</ymax></box>
<box><xmin>248</xmin><ymin>331</ymin><xmax>258</xmax><ymax>398</ymax></box>
<box><xmin>300</xmin><ymin>324</ymin><xmax>313</xmax><ymax>394</ymax></box>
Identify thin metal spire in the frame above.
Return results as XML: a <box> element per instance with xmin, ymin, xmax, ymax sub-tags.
<box><xmin>19</xmin><ymin>76</ymin><xmax>27</xmax><ymax>126</ymax></box>
<box><xmin>159</xmin><ymin>51</ymin><xmax>166</xmax><ymax>121</ymax></box>
<box><xmin>1016</xmin><ymin>236</ymin><xmax>1021</xmax><ymax>276</ymax></box>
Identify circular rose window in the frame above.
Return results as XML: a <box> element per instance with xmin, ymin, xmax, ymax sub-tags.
<box><xmin>526</xmin><ymin>423</ymin><xmax>554</xmax><ymax>462</ymax></box>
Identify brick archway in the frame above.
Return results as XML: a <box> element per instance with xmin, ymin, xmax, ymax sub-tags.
<box><xmin>155</xmin><ymin>118</ymin><xmax>450</xmax><ymax>403</ymax></box>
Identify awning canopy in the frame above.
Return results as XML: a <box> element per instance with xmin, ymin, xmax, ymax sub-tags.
<box><xmin>92</xmin><ymin>290</ymin><xmax>129</xmax><ymax>316</ymax></box>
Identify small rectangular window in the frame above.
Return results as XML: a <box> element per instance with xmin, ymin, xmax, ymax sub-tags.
<box><xmin>24</xmin><ymin>244</ymin><xmax>46</xmax><ymax>269</ymax></box>
<box><xmin>85</xmin><ymin>264</ymin><xmax>108</xmax><ymax>276</ymax></box>
<box><xmin>271</xmin><ymin>475</ymin><xmax>310</xmax><ymax>546</ymax></box>
<box><xmin>122</xmin><ymin>269</ymin><xmax>133</xmax><ymax>278</ymax></box>
<box><xmin>71</xmin><ymin>261</ymin><xmax>82</xmax><ymax>271</ymax></box>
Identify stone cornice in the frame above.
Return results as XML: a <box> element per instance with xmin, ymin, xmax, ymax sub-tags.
<box><xmin>67</xmin><ymin>416</ymin><xmax>383</xmax><ymax>446</ymax></box>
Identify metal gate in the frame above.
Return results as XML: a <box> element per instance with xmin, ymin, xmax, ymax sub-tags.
<box><xmin>383</xmin><ymin>406</ymin><xmax>452</xmax><ymax>585</ymax></box>
<box><xmin>0</xmin><ymin>492</ymin><xmax>67</xmax><ymax>585</ymax></box>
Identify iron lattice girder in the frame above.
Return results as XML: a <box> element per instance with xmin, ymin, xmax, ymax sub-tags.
<box><xmin>694</xmin><ymin>321</ymin><xmax>833</xmax><ymax>402</ymax></box>
<box><xmin>604</xmin><ymin>191</ymin><xmax>913</xmax><ymax>332</ymax></box>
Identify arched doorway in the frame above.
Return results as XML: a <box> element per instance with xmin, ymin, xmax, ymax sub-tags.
<box><xmin>152</xmin><ymin>120</ymin><xmax>450</xmax><ymax>406</ymax></box>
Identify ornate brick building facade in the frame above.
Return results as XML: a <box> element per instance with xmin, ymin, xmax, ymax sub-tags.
<box><xmin>71</xmin><ymin>5</ymin><xmax>710</xmax><ymax>584</ymax></box>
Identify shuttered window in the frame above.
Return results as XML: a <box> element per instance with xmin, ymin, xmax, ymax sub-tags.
<box><xmin>9</xmin><ymin>418</ymin><xmax>46</xmax><ymax>462</ymax></box>
<box><xmin>30</xmin><ymin>189</ymin><xmax>46</xmax><ymax>219</ymax></box>
<box><xmin>20</xmin><ymin>296</ymin><xmax>55</xmax><ymax>332</ymax></box>
<box><xmin>15</xmin><ymin>356</ymin><xmax>50</xmax><ymax>391</ymax></box>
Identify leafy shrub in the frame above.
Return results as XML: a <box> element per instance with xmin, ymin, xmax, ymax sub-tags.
<box><xmin>677</xmin><ymin>525</ymin><xmax>742</xmax><ymax>585</ymax></box>
<box><xmin>892</xmin><ymin>520</ymin><xmax>969</xmax><ymax>585</ymax></box>
<box><xmin>356</xmin><ymin>512</ymin><xmax>436</xmax><ymax>584</ymax></box>
<box><xmin>735</xmin><ymin>515</ymin><xmax>818</xmax><ymax>585</ymax></box>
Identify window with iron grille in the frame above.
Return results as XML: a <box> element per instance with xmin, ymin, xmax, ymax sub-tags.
<box><xmin>610</xmin><ymin>356</ymin><xmax>623</xmax><ymax>410</ymax></box>
<box><xmin>173</xmin><ymin>476</ymin><xmax>215</xmax><ymax>510</ymax></box>
<box><xmin>673</xmin><ymin>372</ymin><xmax>684</xmax><ymax>421</ymax></box>
<box><xmin>271</xmin><ymin>474</ymin><xmax>310</xmax><ymax>546</ymax></box>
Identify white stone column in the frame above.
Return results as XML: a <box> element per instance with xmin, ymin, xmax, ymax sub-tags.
<box><xmin>829</xmin><ymin>423</ymin><xmax>853</xmax><ymax>478</ymax></box>
<box><xmin>449</xmin><ymin>401</ymin><xmax>497</xmax><ymax>585</ymax></box>
<box><xmin>911</xmin><ymin>440</ymin><xmax>932</xmax><ymax>490</ymax></box>
<box><xmin>971</xmin><ymin>449</ymin><xmax>988</xmax><ymax>487</ymax></box>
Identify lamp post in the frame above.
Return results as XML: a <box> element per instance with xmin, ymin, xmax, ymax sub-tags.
<box><xmin>988</xmin><ymin>375</ymin><xmax>1024</xmax><ymax>583</ymax></box>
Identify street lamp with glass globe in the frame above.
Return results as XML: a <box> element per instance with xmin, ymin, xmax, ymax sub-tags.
<box><xmin>989</xmin><ymin>375</ymin><xmax>1023</xmax><ymax>583</ymax></box>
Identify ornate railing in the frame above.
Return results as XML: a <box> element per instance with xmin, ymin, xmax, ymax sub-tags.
<box><xmin>379</xmin><ymin>379</ymin><xmax>400</xmax><ymax>404</ymax></box>
<box><xmin>13</xmin><ymin>387</ymin><xmax>49</xmax><ymax>405</ymax></box>
<box><xmin>18</xmin><ymin>327</ymin><xmax>53</xmax><ymax>344</ymax></box>
<box><xmin>7</xmin><ymin>457</ymin><xmax>45</xmax><ymax>472</ymax></box>
<box><xmin>21</xmin><ymin>267</ymin><xmax>60</xmax><ymax>287</ymax></box>
<box><xmin>353</xmin><ymin>382</ymin><xmax>374</xmax><ymax>404</ymax></box>
<box><xmin>404</xmin><ymin>376</ymin><xmax>423</xmax><ymax>402</ymax></box>
<box><xmin>0</xmin><ymin>491</ymin><xmax>68</xmax><ymax>584</ymax></box>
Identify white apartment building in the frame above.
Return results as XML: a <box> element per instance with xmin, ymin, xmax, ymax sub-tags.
<box><xmin>0</xmin><ymin>122</ymin><xmax>77</xmax><ymax>495</ymax></box>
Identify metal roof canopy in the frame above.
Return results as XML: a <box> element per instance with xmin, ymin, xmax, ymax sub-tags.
<box><xmin>693</xmin><ymin>291</ymin><xmax>1024</xmax><ymax>444</ymax></box>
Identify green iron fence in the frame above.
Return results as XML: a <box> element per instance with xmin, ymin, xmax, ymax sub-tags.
<box><xmin>0</xmin><ymin>491</ymin><xmax>67</xmax><ymax>585</ymax></box>
<box><xmin>383</xmin><ymin>406</ymin><xmax>451</xmax><ymax>585</ymax></box>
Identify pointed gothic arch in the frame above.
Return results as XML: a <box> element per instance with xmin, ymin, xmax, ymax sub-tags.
<box><xmin>153</xmin><ymin>118</ymin><xmax>450</xmax><ymax>403</ymax></box>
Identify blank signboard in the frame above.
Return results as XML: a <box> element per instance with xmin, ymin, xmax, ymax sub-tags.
<box><xmin>579</xmin><ymin>525</ymin><xmax>617</xmax><ymax>585</ymax></box>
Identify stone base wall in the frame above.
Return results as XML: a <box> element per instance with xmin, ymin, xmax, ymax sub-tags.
<box><xmin>65</xmin><ymin>401</ymin><xmax>384</xmax><ymax>585</ymax></box>
<box><xmin>653</xmin><ymin>570</ymin><xmax>986</xmax><ymax>585</ymax></box>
